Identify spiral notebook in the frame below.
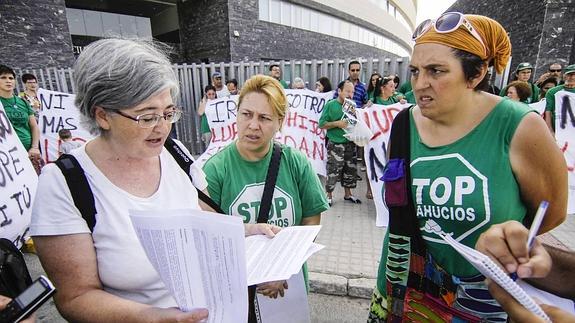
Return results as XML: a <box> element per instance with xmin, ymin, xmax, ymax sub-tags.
<box><xmin>423</xmin><ymin>220</ymin><xmax>551</xmax><ymax>322</ymax></box>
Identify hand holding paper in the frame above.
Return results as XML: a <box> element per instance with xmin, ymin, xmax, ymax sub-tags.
<box><xmin>341</xmin><ymin>98</ymin><xmax>373</xmax><ymax>147</ymax></box>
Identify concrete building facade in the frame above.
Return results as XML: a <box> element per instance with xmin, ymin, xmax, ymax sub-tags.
<box><xmin>2</xmin><ymin>0</ymin><xmax>417</xmax><ymax>69</ymax></box>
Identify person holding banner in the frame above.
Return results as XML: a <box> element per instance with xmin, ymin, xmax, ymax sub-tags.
<box><xmin>544</xmin><ymin>64</ymin><xmax>575</xmax><ymax>133</ymax></box>
<box><xmin>29</xmin><ymin>39</ymin><xmax>278</xmax><ymax>323</ymax></box>
<box><xmin>203</xmin><ymin>74</ymin><xmax>328</xmax><ymax>300</ymax></box>
<box><xmin>369</xmin><ymin>13</ymin><xmax>567</xmax><ymax>322</ymax></box>
<box><xmin>197</xmin><ymin>85</ymin><xmax>217</xmax><ymax>146</ymax></box>
<box><xmin>0</xmin><ymin>65</ymin><xmax>41</xmax><ymax>169</ymax></box>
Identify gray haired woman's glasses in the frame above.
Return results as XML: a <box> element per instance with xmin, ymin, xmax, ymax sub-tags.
<box><xmin>107</xmin><ymin>108</ymin><xmax>183</xmax><ymax>128</ymax></box>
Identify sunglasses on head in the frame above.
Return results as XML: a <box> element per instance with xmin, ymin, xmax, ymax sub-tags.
<box><xmin>412</xmin><ymin>12</ymin><xmax>487</xmax><ymax>57</ymax></box>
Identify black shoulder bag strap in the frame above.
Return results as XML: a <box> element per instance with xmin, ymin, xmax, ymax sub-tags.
<box><xmin>164</xmin><ymin>137</ymin><xmax>225</xmax><ymax>214</ymax></box>
<box><xmin>249</xmin><ymin>142</ymin><xmax>282</xmax><ymax>323</ymax></box>
<box><xmin>388</xmin><ymin>106</ymin><xmax>420</xmax><ymax>240</ymax></box>
<box><xmin>256</xmin><ymin>142</ymin><xmax>283</xmax><ymax>223</ymax></box>
<box><xmin>55</xmin><ymin>154</ymin><xmax>97</xmax><ymax>231</ymax></box>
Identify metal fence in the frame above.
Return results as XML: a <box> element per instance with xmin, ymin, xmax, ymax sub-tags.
<box><xmin>14</xmin><ymin>56</ymin><xmax>410</xmax><ymax>155</ymax></box>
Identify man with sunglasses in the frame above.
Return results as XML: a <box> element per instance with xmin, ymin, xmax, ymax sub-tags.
<box><xmin>536</xmin><ymin>63</ymin><xmax>563</xmax><ymax>86</ymax></box>
<box><xmin>333</xmin><ymin>61</ymin><xmax>368</xmax><ymax>109</ymax></box>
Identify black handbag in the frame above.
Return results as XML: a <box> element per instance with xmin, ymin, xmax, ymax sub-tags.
<box><xmin>0</xmin><ymin>238</ymin><xmax>33</xmax><ymax>298</ymax></box>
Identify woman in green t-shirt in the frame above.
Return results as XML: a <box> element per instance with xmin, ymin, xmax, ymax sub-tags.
<box><xmin>369</xmin><ymin>13</ymin><xmax>567</xmax><ymax>322</ymax></box>
<box><xmin>203</xmin><ymin>75</ymin><xmax>329</xmax><ymax>316</ymax></box>
<box><xmin>372</xmin><ymin>77</ymin><xmax>399</xmax><ymax>106</ymax></box>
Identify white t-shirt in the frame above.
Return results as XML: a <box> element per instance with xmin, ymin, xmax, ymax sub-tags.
<box><xmin>216</xmin><ymin>86</ymin><xmax>230</xmax><ymax>98</ymax></box>
<box><xmin>30</xmin><ymin>141</ymin><xmax>208</xmax><ymax>308</ymax></box>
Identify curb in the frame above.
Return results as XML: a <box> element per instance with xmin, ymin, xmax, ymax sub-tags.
<box><xmin>309</xmin><ymin>272</ymin><xmax>375</xmax><ymax>299</ymax></box>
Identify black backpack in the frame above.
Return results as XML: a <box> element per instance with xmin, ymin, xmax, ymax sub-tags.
<box><xmin>0</xmin><ymin>238</ymin><xmax>33</xmax><ymax>298</ymax></box>
<box><xmin>54</xmin><ymin>137</ymin><xmax>224</xmax><ymax>231</ymax></box>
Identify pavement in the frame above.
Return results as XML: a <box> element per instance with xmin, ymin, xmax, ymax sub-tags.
<box><xmin>306</xmin><ymin>171</ymin><xmax>575</xmax><ymax>299</ymax></box>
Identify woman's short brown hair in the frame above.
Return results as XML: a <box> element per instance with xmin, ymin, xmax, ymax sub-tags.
<box><xmin>506</xmin><ymin>81</ymin><xmax>532</xmax><ymax>102</ymax></box>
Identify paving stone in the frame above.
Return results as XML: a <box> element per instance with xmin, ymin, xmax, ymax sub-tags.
<box><xmin>348</xmin><ymin>278</ymin><xmax>377</xmax><ymax>299</ymax></box>
<box><xmin>309</xmin><ymin>272</ymin><xmax>348</xmax><ymax>296</ymax></box>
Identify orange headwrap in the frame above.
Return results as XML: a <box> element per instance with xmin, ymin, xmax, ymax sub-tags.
<box><xmin>415</xmin><ymin>14</ymin><xmax>511</xmax><ymax>74</ymax></box>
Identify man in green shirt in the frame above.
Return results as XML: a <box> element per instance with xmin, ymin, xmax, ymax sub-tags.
<box><xmin>500</xmin><ymin>62</ymin><xmax>540</xmax><ymax>103</ymax></box>
<box><xmin>269</xmin><ymin>64</ymin><xmax>289</xmax><ymax>89</ymax></box>
<box><xmin>544</xmin><ymin>64</ymin><xmax>575</xmax><ymax>132</ymax></box>
<box><xmin>319</xmin><ymin>80</ymin><xmax>361</xmax><ymax>205</ymax></box>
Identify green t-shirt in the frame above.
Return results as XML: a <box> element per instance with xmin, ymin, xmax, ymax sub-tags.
<box><xmin>0</xmin><ymin>96</ymin><xmax>34</xmax><ymax>150</ymax></box>
<box><xmin>280</xmin><ymin>79</ymin><xmax>289</xmax><ymax>89</ymax></box>
<box><xmin>500</xmin><ymin>82</ymin><xmax>540</xmax><ymax>104</ymax></box>
<box><xmin>203</xmin><ymin>141</ymin><xmax>329</xmax><ymax>226</ymax></box>
<box><xmin>545</xmin><ymin>85</ymin><xmax>575</xmax><ymax>131</ymax></box>
<box><xmin>200</xmin><ymin>114</ymin><xmax>210</xmax><ymax>134</ymax></box>
<box><xmin>376</xmin><ymin>99</ymin><xmax>531</xmax><ymax>293</ymax></box>
<box><xmin>318</xmin><ymin>99</ymin><xmax>349</xmax><ymax>144</ymax></box>
<box><xmin>398</xmin><ymin>81</ymin><xmax>412</xmax><ymax>95</ymax></box>
<box><xmin>368</xmin><ymin>90</ymin><xmax>375</xmax><ymax>101</ymax></box>
<box><xmin>404</xmin><ymin>90</ymin><xmax>416</xmax><ymax>104</ymax></box>
<box><xmin>374</xmin><ymin>96</ymin><xmax>398</xmax><ymax>105</ymax></box>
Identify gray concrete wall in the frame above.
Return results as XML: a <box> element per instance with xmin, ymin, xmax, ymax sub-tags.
<box><xmin>228</xmin><ymin>0</ymin><xmax>403</xmax><ymax>62</ymax></box>
<box><xmin>537</xmin><ymin>0</ymin><xmax>575</xmax><ymax>76</ymax></box>
<box><xmin>177</xmin><ymin>0</ymin><xmax>232</xmax><ymax>63</ymax></box>
<box><xmin>448</xmin><ymin>0</ymin><xmax>574</xmax><ymax>80</ymax></box>
<box><xmin>0</xmin><ymin>0</ymin><xmax>75</xmax><ymax>69</ymax></box>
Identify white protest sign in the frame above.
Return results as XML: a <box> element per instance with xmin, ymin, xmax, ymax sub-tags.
<box><xmin>0</xmin><ymin>101</ymin><xmax>38</xmax><ymax>249</ymax></box>
<box><xmin>529</xmin><ymin>100</ymin><xmax>546</xmax><ymax>115</ymax></box>
<box><xmin>359</xmin><ymin>103</ymin><xmax>410</xmax><ymax>227</ymax></box>
<box><xmin>38</xmin><ymin>88</ymin><xmax>93</xmax><ymax>163</ymax></box>
<box><xmin>554</xmin><ymin>90</ymin><xmax>575</xmax><ymax>213</ymax></box>
<box><xmin>197</xmin><ymin>90</ymin><xmax>332</xmax><ymax>176</ymax></box>
<box><xmin>282</xmin><ymin>89</ymin><xmax>332</xmax><ymax>176</ymax></box>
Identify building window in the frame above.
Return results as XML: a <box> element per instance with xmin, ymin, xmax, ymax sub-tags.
<box><xmin>66</xmin><ymin>8</ymin><xmax>151</xmax><ymax>39</ymax></box>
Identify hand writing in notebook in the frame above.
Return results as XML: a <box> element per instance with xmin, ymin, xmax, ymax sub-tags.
<box><xmin>424</xmin><ymin>219</ymin><xmax>552</xmax><ymax>321</ymax></box>
<box><xmin>476</xmin><ymin>220</ymin><xmax>551</xmax><ymax>279</ymax></box>
<box><xmin>477</xmin><ymin>220</ymin><xmax>575</xmax><ymax>323</ymax></box>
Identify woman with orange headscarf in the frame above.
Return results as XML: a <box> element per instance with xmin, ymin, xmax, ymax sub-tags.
<box><xmin>368</xmin><ymin>13</ymin><xmax>567</xmax><ymax>322</ymax></box>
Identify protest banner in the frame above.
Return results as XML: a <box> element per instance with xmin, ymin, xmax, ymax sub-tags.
<box><xmin>38</xmin><ymin>88</ymin><xmax>93</xmax><ymax>163</ymax></box>
<box><xmin>554</xmin><ymin>90</ymin><xmax>575</xmax><ymax>213</ymax></box>
<box><xmin>529</xmin><ymin>100</ymin><xmax>546</xmax><ymax>115</ymax></box>
<box><xmin>359</xmin><ymin>102</ymin><xmax>410</xmax><ymax>227</ymax></box>
<box><xmin>0</xmin><ymin>101</ymin><xmax>38</xmax><ymax>248</ymax></box>
<box><xmin>197</xmin><ymin>90</ymin><xmax>332</xmax><ymax>176</ymax></box>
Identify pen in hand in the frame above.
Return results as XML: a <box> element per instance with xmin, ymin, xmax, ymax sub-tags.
<box><xmin>510</xmin><ymin>200</ymin><xmax>549</xmax><ymax>281</ymax></box>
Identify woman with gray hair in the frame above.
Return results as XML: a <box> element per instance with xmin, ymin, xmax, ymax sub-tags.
<box><xmin>29</xmin><ymin>39</ymin><xmax>278</xmax><ymax>322</ymax></box>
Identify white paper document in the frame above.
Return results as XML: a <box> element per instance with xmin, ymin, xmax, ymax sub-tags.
<box><xmin>130</xmin><ymin>209</ymin><xmax>248</xmax><ymax>323</ymax></box>
<box><xmin>255</xmin><ymin>270</ymin><xmax>311</xmax><ymax>323</ymax></box>
<box><xmin>245</xmin><ymin>225</ymin><xmax>323</xmax><ymax>286</ymax></box>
